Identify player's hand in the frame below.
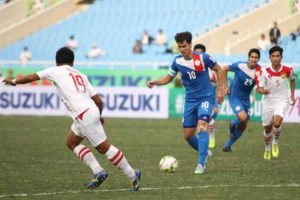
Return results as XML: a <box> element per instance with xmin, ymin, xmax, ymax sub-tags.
<box><xmin>147</xmin><ymin>80</ymin><xmax>155</xmax><ymax>88</ymax></box>
<box><xmin>290</xmin><ymin>95</ymin><xmax>296</xmax><ymax>105</ymax></box>
<box><xmin>263</xmin><ymin>89</ymin><xmax>270</xmax><ymax>95</ymax></box>
<box><xmin>2</xmin><ymin>78</ymin><xmax>16</xmax><ymax>86</ymax></box>
<box><xmin>224</xmin><ymin>86</ymin><xmax>230</xmax><ymax>95</ymax></box>
<box><xmin>217</xmin><ymin>90</ymin><xmax>224</xmax><ymax>104</ymax></box>
<box><xmin>100</xmin><ymin>117</ymin><xmax>105</xmax><ymax>125</ymax></box>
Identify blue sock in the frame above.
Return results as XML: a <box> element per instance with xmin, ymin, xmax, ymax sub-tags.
<box><xmin>224</xmin><ymin>126</ymin><xmax>244</xmax><ymax>148</ymax></box>
<box><xmin>198</xmin><ymin>131</ymin><xmax>209</xmax><ymax>166</ymax></box>
<box><xmin>187</xmin><ymin>135</ymin><xmax>199</xmax><ymax>151</ymax></box>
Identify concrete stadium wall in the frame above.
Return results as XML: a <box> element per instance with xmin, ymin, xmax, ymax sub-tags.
<box><xmin>0</xmin><ymin>0</ymin><xmax>27</xmax><ymax>31</ymax></box>
<box><xmin>0</xmin><ymin>0</ymin><xmax>77</xmax><ymax>48</ymax></box>
<box><xmin>230</xmin><ymin>12</ymin><xmax>300</xmax><ymax>53</ymax></box>
<box><xmin>193</xmin><ymin>0</ymin><xmax>290</xmax><ymax>54</ymax></box>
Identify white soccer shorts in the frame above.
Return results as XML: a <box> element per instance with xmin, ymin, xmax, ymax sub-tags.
<box><xmin>262</xmin><ymin>101</ymin><xmax>289</xmax><ymax>126</ymax></box>
<box><xmin>71</xmin><ymin>108</ymin><xmax>107</xmax><ymax>147</ymax></box>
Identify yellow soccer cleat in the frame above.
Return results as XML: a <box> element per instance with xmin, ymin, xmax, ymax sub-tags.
<box><xmin>264</xmin><ymin>151</ymin><xmax>271</xmax><ymax>160</ymax></box>
<box><xmin>209</xmin><ymin>138</ymin><xmax>215</xmax><ymax>149</ymax></box>
<box><xmin>272</xmin><ymin>144</ymin><xmax>279</xmax><ymax>158</ymax></box>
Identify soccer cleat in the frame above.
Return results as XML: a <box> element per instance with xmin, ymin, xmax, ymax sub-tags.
<box><xmin>272</xmin><ymin>144</ymin><xmax>279</xmax><ymax>158</ymax></box>
<box><xmin>223</xmin><ymin>146</ymin><xmax>232</xmax><ymax>152</ymax></box>
<box><xmin>209</xmin><ymin>138</ymin><xmax>216</xmax><ymax>149</ymax></box>
<box><xmin>130</xmin><ymin>169</ymin><xmax>141</xmax><ymax>191</ymax></box>
<box><xmin>264</xmin><ymin>151</ymin><xmax>271</xmax><ymax>160</ymax></box>
<box><xmin>87</xmin><ymin>170</ymin><xmax>108</xmax><ymax>189</ymax></box>
<box><xmin>194</xmin><ymin>164</ymin><xmax>206</xmax><ymax>174</ymax></box>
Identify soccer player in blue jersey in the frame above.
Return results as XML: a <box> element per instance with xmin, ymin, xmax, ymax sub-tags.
<box><xmin>194</xmin><ymin>44</ymin><xmax>219</xmax><ymax>149</ymax></box>
<box><xmin>222</xmin><ymin>48</ymin><xmax>262</xmax><ymax>152</ymax></box>
<box><xmin>147</xmin><ymin>32</ymin><xmax>224</xmax><ymax>174</ymax></box>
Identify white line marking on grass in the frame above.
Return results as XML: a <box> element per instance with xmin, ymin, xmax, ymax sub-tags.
<box><xmin>0</xmin><ymin>184</ymin><xmax>299</xmax><ymax>198</ymax></box>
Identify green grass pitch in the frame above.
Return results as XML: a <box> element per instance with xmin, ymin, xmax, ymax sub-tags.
<box><xmin>0</xmin><ymin>116</ymin><xmax>299</xmax><ymax>199</ymax></box>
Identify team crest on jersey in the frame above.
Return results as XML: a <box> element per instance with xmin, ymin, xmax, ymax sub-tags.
<box><xmin>281</xmin><ymin>73</ymin><xmax>286</xmax><ymax>79</ymax></box>
<box><xmin>194</xmin><ymin>60</ymin><xmax>201</xmax><ymax>66</ymax></box>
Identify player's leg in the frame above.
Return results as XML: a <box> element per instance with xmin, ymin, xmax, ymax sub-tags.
<box><xmin>182</xmin><ymin>101</ymin><xmax>199</xmax><ymax>151</ymax></box>
<box><xmin>194</xmin><ymin>97</ymin><xmax>213</xmax><ymax>174</ymax></box>
<box><xmin>208</xmin><ymin>106</ymin><xmax>218</xmax><ymax>149</ymax></box>
<box><xmin>271</xmin><ymin>102</ymin><xmax>288</xmax><ymax>158</ymax></box>
<box><xmin>95</xmin><ymin>140</ymin><xmax>140</xmax><ymax>191</ymax></box>
<box><xmin>66</xmin><ymin>126</ymin><xmax>106</xmax><ymax>188</ymax></box>
<box><xmin>79</xmin><ymin>109</ymin><xmax>140</xmax><ymax>191</ymax></box>
<box><xmin>262</xmin><ymin>106</ymin><xmax>273</xmax><ymax>160</ymax></box>
<box><xmin>223</xmin><ymin>100</ymin><xmax>248</xmax><ymax>151</ymax></box>
<box><xmin>271</xmin><ymin>115</ymin><xmax>283</xmax><ymax>158</ymax></box>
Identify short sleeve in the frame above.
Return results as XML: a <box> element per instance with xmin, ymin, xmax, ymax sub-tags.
<box><xmin>202</xmin><ymin>53</ymin><xmax>217</xmax><ymax>69</ymax></box>
<box><xmin>229</xmin><ymin>62</ymin><xmax>239</xmax><ymax>72</ymax></box>
<box><xmin>289</xmin><ymin>68</ymin><xmax>296</xmax><ymax>80</ymax></box>
<box><xmin>36</xmin><ymin>67</ymin><xmax>56</xmax><ymax>81</ymax></box>
<box><xmin>168</xmin><ymin>58</ymin><xmax>178</xmax><ymax>77</ymax></box>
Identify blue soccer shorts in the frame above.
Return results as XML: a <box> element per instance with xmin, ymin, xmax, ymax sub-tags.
<box><xmin>182</xmin><ymin>96</ymin><xmax>214</xmax><ymax>128</ymax></box>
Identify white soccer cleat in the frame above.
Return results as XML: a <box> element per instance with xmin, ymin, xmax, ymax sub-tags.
<box><xmin>194</xmin><ymin>164</ymin><xmax>206</xmax><ymax>174</ymax></box>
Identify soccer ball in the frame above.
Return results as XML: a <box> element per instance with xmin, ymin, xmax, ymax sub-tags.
<box><xmin>159</xmin><ymin>155</ymin><xmax>178</xmax><ymax>173</ymax></box>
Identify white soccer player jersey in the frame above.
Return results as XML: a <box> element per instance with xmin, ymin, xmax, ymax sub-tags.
<box><xmin>36</xmin><ymin>65</ymin><xmax>98</xmax><ymax>119</ymax></box>
<box><xmin>259</xmin><ymin>65</ymin><xmax>295</xmax><ymax>104</ymax></box>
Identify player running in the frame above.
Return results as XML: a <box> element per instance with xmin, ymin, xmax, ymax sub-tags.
<box><xmin>3</xmin><ymin>47</ymin><xmax>141</xmax><ymax>191</ymax></box>
<box><xmin>193</xmin><ymin>44</ymin><xmax>219</xmax><ymax>149</ymax></box>
<box><xmin>147</xmin><ymin>32</ymin><xmax>224</xmax><ymax>174</ymax></box>
<box><xmin>223</xmin><ymin>48</ymin><xmax>262</xmax><ymax>152</ymax></box>
<box><xmin>257</xmin><ymin>46</ymin><xmax>296</xmax><ymax>160</ymax></box>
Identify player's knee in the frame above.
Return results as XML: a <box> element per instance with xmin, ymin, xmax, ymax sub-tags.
<box><xmin>95</xmin><ymin>140</ymin><xmax>111</xmax><ymax>154</ymax></box>
<box><xmin>273</xmin><ymin>121</ymin><xmax>282</xmax><ymax>128</ymax></box>
<box><xmin>66</xmin><ymin>140</ymin><xmax>77</xmax><ymax>151</ymax></box>
<box><xmin>265</xmin><ymin>126</ymin><xmax>272</xmax><ymax>133</ymax></box>
<box><xmin>197</xmin><ymin>124</ymin><xmax>207</xmax><ymax>132</ymax></box>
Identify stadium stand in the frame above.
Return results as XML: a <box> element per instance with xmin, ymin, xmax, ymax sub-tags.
<box><xmin>0</xmin><ymin>0</ymin><xmax>271</xmax><ymax>65</ymax></box>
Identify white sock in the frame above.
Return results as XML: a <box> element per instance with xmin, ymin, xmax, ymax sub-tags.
<box><xmin>272</xmin><ymin>126</ymin><xmax>281</xmax><ymax>145</ymax></box>
<box><xmin>264</xmin><ymin>131</ymin><xmax>272</xmax><ymax>151</ymax></box>
<box><xmin>73</xmin><ymin>144</ymin><xmax>103</xmax><ymax>175</ymax></box>
<box><xmin>208</xmin><ymin>119</ymin><xmax>216</xmax><ymax>139</ymax></box>
<box><xmin>106</xmin><ymin>145</ymin><xmax>135</xmax><ymax>181</ymax></box>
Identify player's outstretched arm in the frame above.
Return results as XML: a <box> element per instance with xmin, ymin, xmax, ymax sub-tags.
<box><xmin>213</xmin><ymin>64</ymin><xmax>224</xmax><ymax>104</ymax></box>
<box><xmin>2</xmin><ymin>73</ymin><xmax>40</xmax><ymax>85</ymax></box>
<box><xmin>147</xmin><ymin>75</ymin><xmax>174</xmax><ymax>88</ymax></box>
<box><xmin>290</xmin><ymin>79</ymin><xmax>296</xmax><ymax>105</ymax></box>
<box><xmin>222</xmin><ymin>65</ymin><xmax>230</xmax><ymax>95</ymax></box>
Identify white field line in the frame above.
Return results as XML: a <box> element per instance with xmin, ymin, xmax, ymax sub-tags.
<box><xmin>0</xmin><ymin>184</ymin><xmax>299</xmax><ymax>198</ymax></box>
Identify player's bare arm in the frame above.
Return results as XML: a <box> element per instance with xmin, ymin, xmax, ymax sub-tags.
<box><xmin>256</xmin><ymin>86</ymin><xmax>270</xmax><ymax>95</ymax></box>
<box><xmin>212</xmin><ymin>63</ymin><xmax>224</xmax><ymax>104</ymax></box>
<box><xmin>290</xmin><ymin>79</ymin><xmax>296</xmax><ymax>105</ymax></box>
<box><xmin>91</xmin><ymin>94</ymin><xmax>105</xmax><ymax>124</ymax></box>
<box><xmin>3</xmin><ymin>73</ymin><xmax>40</xmax><ymax>85</ymax></box>
<box><xmin>147</xmin><ymin>75</ymin><xmax>174</xmax><ymax>88</ymax></box>
<box><xmin>222</xmin><ymin>65</ymin><xmax>230</xmax><ymax>95</ymax></box>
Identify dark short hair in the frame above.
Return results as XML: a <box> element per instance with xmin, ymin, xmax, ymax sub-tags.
<box><xmin>175</xmin><ymin>31</ymin><xmax>192</xmax><ymax>44</ymax></box>
<box><xmin>193</xmin><ymin>44</ymin><xmax>206</xmax><ymax>52</ymax></box>
<box><xmin>269</xmin><ymin>45</ymin><xmax>283</xmax><ymax>56</ymax></box>
<box><xmin>248</xmin><ymin>48</ymin><xmax>260</xmax><ymax>58</ymax></box>
<box><xmin>56</xmin><ymin>47</ymin><xmax>74</xmax><ymax>64</ymax></box>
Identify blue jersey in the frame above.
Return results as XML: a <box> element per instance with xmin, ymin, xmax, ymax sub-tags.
<box><xmin>229</xmin><ymin>61</ymin><xmax>262</xmax><ymax>102</ymax></box>
<box><xmin>168</xmin><ymin>52</ymin><xmax>217</xmax><ymax>101</ymax></box>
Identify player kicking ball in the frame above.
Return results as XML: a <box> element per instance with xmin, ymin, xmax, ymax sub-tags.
<box><xmin>257</xmin><ymin>46</ymin><xmax>296</xmax><ymax>160</ymax></box>
<box><xmin>147</xmin><ymin>32</ymin><xmax>224</xmax><ymax>174</ymax></box>
<box><xmin>223</xmin><ymin>49</ymin><xmax>262</xmax><ymax>152</ymax></box>
<box><xmin>3</xmin><ymin>47</ymin><xmax>141</xmax><ymax>191</ymax></box>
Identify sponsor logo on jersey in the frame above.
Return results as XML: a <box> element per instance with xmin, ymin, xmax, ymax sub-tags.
<box><xmin>281</xmin><ymin>73</ymin><xmax>286</xmax><ymax>79</ymax></box>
